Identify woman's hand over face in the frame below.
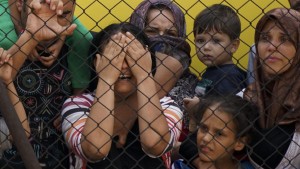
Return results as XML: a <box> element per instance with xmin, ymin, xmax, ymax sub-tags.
<box><xmin>124</xmin><ymin>32</ymin><xmax>152</xmax><ymax>81</ymax></box>
<box><xmin>95</xmin><ymin>33</ymin><xmax>127</xmax><ymax>85</ymax></box>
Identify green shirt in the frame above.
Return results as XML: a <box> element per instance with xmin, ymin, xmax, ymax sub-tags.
<box><xmin>0</xmin><ymin>1</ymin><xmax>92</xmax><ymax>89</ymax></box>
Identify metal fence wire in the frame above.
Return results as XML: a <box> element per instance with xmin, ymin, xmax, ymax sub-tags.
<box><xmin>0</xmin><ymin>0</ymin><xmax>299</xmax><ymax>169</ymax></box>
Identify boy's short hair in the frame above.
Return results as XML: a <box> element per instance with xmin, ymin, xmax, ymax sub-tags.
<box><xmin>193</xmin><ymin>4</ymin><xmax>241</xmax><ymax>40</ymax></box>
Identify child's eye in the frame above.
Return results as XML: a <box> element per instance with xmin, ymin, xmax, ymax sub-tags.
<box><xmin>214</xmin><ymin>130</ymin><xmax>223</xmax><ymax>137</ymax></box>
<box><xmin>198</xmin><ymin>123</ymin><xmax>208</xmax><ymax>133</ymax></box>
<box><xmin>195</xmin><ymin>38</ymin><xmax>205</xmax><ymax>44</ymax></box>
<box><xmin>212</xmin><ymin>38</ymin><xmax>220</xmax><ymax>44</ymax></box>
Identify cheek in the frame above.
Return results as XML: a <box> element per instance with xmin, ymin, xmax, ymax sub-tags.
<box><xmin>257</xmin><ymin>43</ymin><xmax>266</xmax><ymax>59</ymax></box>
<box><xmin>283</xmin><ymin>47</ymin><xmax>296</xmax><ymax>62</ymax></box>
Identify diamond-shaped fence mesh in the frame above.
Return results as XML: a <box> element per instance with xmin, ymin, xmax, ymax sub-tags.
<box><xmin>0</xmin><ymin>0</ymin><xmax>299</xmax><ymax>169</ymax></box>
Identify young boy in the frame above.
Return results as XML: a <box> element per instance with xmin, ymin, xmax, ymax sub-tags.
<box><xmin>0</xmin><ymin>0</ymin><xmax>92</xmax><ymax>94</ymax></box>
<box><xmin>193</xmin><ymin>4</ymin><xmax>247</xmax><ymax>97</ymax></box>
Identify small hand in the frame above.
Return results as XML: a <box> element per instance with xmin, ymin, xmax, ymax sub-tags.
<box><xmin>0</xmin><ymin>48</ymin><xmax>13</xmax><ymax>84</ymax></box>
<box><xmin>183</xmin><ymin>96</ymin><xmax>200</xmax><ymax>111</ymax></box>
<box><xmin>26</xmin><ymin>0</ymin><xmax>76</xmax><ymax>42</ymax></box>
<box><xmin>44</xmin><ymin>0</ymin><xmax>64</xmax><ymax>15</ymax></box>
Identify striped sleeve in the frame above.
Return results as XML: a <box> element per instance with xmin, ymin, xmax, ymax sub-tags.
<box><xmin>160</xmin><ymin>96</ymin><xmax>183</xmax><ymax>153</ymax></box>
<box><xmin>61</xmin><ymin>93</ymin><xmax>94</xmax><ymax>161</ymax></box>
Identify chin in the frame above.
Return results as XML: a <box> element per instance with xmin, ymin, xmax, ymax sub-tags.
<box><xmin>115</xmin><ymin>86</ymin><xmax>136</xmax><ymax>98</ymax></box>
<box><xmin>40</xmin><ymin>61</ymin><xmax>55</xmax><ymax>67</ymax></box>
<box><xmin>199</xmin><ymin>154</ymin><xmax>214</xmax><ymax>162</ymax></box>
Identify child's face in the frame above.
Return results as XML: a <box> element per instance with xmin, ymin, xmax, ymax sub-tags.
<box><xmin>23</xmin><ymin>0</ymin><xmax>75</xmax><ymax>67</ymax></box>
<box><xmin>196</xmin><ymin>104</ymin><xmax>244</xmax><ymax>162</ymax></box>
<box><xmin>194</xmin><ymin>30</ymin><xmax>238</xmax><ymax>67</ymax></box>
<box><xmin>257</xmin><ymin>21</ymin><xmax>296</xmax><ymax>76</ymax></box>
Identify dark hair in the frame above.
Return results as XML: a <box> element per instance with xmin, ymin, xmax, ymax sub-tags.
<box><xmin>193</xmin><ymin>95</ymin><xmax>258</xmax><ymax>140</ymax></box>
<box><xmin>88</xmin><ymin>23</ymin><xmax>157</xmax><ymax>91</ymax></box>
<box><xmin>193</xmin><ymin>4</ymin><xmax>241</xmax><ymax>40</ymax></box>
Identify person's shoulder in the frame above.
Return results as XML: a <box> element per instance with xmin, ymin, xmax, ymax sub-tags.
<box><xmin>240</xmin><ymin>160</ymin><xmax>255</xmax><ymax>169</ymax></box>
<box><xmin>171</xmin><ymin>159</ymin><xmax>192</xmax><ymax>169</ymax></box>
<box><xmin>220</xmin><ymin>64</ymin><xmax>247</xmax><ymax>75</ymax></box>
<box><xmin>64</xmin><ymin>93</ymin><xmax>93</xmax><ymax>105</ymax></box>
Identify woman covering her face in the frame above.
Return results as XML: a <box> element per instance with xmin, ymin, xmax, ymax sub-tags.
<box><xmin>61</xmin><ymin>22</ymin><xmax>183</xmax><ymax>169</ymax></box>
<box><xmin>249</xmin><ymin>8</ymin><xmax>300</xmax><ymax>168</ymax></box>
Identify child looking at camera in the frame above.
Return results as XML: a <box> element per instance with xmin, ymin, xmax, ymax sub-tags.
<box><xmin>173</xmin><ymin>95</ymin><xmax>257</xmax><ymax>169</ymax></box>
<box><xmin>193</xmin><ymin>4</ymin><xmax>247</xmax><ymax>97</ymax></box>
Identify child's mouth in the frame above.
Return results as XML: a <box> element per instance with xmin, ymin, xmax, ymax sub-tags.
<box><xmin>37</xmin><ymin>49</ymin><xmax>52</xmax><ymax>57</ymax></box>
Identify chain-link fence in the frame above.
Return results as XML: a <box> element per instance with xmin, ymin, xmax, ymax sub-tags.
<box><xmin>0</xmin><ymin>0</ymin><xmax>299</xmax><ymax>169</ymax></box>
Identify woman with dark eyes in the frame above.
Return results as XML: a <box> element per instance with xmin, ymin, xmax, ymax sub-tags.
<box><xmin>246</xmin><ymin>8</ymin><xmax>300</xmax><ymax>168</ymax></box>
<box><xmin>130</xmin><ymin>0</ymin><xmax>198</xmax><ymax>143</ymax></box>
<box><xmin>130</xmin><ymin>0</ymin><xmax>198</xmax><ymax>107</ymax></box>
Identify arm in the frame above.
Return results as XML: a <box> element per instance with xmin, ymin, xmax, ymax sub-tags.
<box><xmin>125</xmin><ymin>32</ymin><xmax>172</xmax><ymax>156</ymax></box>
<box><xmin>0</xmin><ymin>48</ymin><xmax>30</xmax><ymax>139</ymax></box>
<box><xmin>8</xmin><ymin>0</ymin><xmax>22</xmax><ymax>34</ymax></box>
<box><xmin>155</xmin><ymin>52</ymin><xmax>183</xmax><ymax>98</ymax></box>
<box><xmin>79</xmin><ymin>33</ymin><xmax>127</xmax><ymax>161</ymax></box>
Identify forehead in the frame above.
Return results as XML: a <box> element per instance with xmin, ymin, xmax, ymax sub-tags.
<box><xmin>147</xmin><ymin>8</ymin><xmax>175</xmax><ymax>22</ymax></box>
<box><xmin>202</xmin><ymin>105</ymin><xmax>231</xmax><ymax>123</ymax></box>
<box><xmin>261</xmin><ymin>21</ymin><xmax>283</xmax><ymax>33</ymax></box>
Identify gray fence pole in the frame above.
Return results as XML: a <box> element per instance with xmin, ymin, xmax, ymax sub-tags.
<box><xmin>0</xmin><ymin>80</ymin><xmax>41</xmax><ymax>169</ymax></box>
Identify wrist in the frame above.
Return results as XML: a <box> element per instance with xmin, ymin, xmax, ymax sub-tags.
<box><xmin>136</xmin><ymin>74</ymin><xmax>153</xmax><ymax>83</ymax></box>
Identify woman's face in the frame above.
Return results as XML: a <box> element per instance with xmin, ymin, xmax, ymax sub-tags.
<box><xmin>257</xmin><ymin>21</ymin><xmax>296</xmax><ymax>76</ymax></box>
<box><xmin>144</xmin><ymin>8</ymin><xmax>178</xmax><ymax>37</ymax></box>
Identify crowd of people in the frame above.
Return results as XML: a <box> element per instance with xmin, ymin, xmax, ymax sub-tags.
<box><xmin>0</xmin><ymin>0</ymin><xmax>299</xmax><ymax>168</ymax></box>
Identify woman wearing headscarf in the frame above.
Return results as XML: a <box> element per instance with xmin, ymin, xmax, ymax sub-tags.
<box><xmin>130</xmin><ymin>0</ymin><xmax>198</xmax><ymax>140</ymax></box>
<box><xmin>248</xmin><ymin>8</ymin><xmax>300</xmax><ymax>168</ymax></box>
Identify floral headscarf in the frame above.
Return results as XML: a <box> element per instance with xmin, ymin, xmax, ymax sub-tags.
<box><xmin>254</xmin><ymin>8</ymin><xmax>300</xmax><ymax>128</ymax></box>
<box><xmin>130</xmin><ymin>0</ymin><xmax>186</xmax><ymax>38</ymax></box>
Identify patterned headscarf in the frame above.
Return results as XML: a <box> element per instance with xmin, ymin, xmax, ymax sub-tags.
<box><xmin>130</xmin><ymin>0</ymin><xmax>191</xmax><ymax>72</ymax></box>
<box><xmin>130</xmin><ymin>0</ymin><xmax>186</xmax><ymax>38</ymax></box>
<box><xmin>254</xmin><ymin>8</ymin><xmax>300</xmax><ymax>128</ymax></box>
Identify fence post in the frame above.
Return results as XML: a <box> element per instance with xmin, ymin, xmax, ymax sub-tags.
<box><xmin>0</xmin><ymin>80</ymin><xmax>41</xmax><ymax>169</ymax></box>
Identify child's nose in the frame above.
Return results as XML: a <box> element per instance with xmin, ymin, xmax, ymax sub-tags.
<box><xmin>202</xmin><ymin>132</ymin><xmax>213</xmax><ymax>142</ymax></box>
<box><xmin>202</xmin><ymin>42</ymin><xmax>211</xmax><ymax>50</ymax></box>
